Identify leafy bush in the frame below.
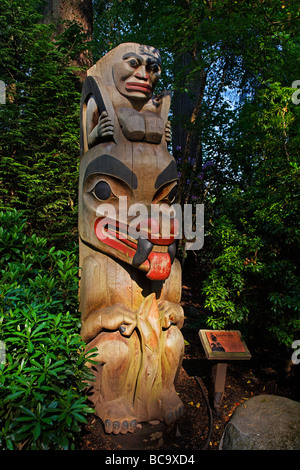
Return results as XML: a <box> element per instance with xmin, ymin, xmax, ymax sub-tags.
<box><xmin>201</xmin><ymin>160</ymin><xmax>300</xmax><ymax>347</ymax></box>
<box><xmin>0</xmin><ymin>0</ymin><xmax>87</xmax><ymax>248</ymax></box>
<box><xmin>0</xmin><ymin>210</ymin><xmax>94</xmax><ymax>450</ymax></box>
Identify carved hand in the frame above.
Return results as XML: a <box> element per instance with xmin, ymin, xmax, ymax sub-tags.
<box><xmin>81</xmin><ymin>303</ymin><xmax>137</xmax><ymax>342</ymax></box>
<box><xmin>165</xmin><ymin>120</ymin><xmax>171</xmax><ymax>143</ymax></box>
<box><xmin>157</xmin><ymin>300</ymin><xmax>184</xmax><ymax>330</ymax></box>
<box><xmin>97</xmin><ymin>111</ymin><xmax>114</xmax><ymax>138</ymax></box>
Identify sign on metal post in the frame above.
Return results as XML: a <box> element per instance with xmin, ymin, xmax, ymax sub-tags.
<box><xmin>199</xmin><ymin>330</ymin><xmax>251</xmax><ymax>410</ymax></box>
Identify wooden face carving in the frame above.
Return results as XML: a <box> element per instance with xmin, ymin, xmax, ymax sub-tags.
<box><xmin>112</xmin><ymin>44</ymin><xmax>161</xmax><ymax>100</ymax></box>
<box><xmin>79</xmin><ymin>146</ymin><xmax>179</xmax><ymax>281</ymax></box>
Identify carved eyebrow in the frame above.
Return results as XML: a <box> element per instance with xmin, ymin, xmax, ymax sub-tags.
<box><xmin>146</xmin><ymin>57</ymin><xmax>161</xmax><ymax>67</ymax></box>
<box><xmin>155</xmin><ymin>161</ymin><xmax>178</xmax><ymax>189</ymax></box>
<box><xmin>123</xmin><ymin>52</ymin><xmax>143</xmax><ymax>62</ymax></box>
<box><xmin>122</xmin><ymin>52</ymin><xmax>161</xmax><ymax>66</ymax></box>
<box><xmin>84</xmin><ymin>154</ymin><xmax>138</xmax><ymax>190</ymax></box>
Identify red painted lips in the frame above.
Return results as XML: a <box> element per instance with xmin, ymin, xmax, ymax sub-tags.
<box><xmin>126</xmin><ymin>82</ymin><xmax>152</xmax><ymax>93</ymax></box>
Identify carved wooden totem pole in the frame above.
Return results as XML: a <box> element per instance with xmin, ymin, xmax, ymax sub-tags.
<box><xmin>79</xmin><ymin>43</ymin><xmax>184</xmax><ymax>435</ymax></box>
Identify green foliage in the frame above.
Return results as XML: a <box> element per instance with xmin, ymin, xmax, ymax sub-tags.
<box><xmin>93</xmin><ymin>0</ymin><xmax>300</xmax><ymax>348</ymax></box>
<box><xmin>0</xmin><ymin>210</ymin><xmax>94</xmax><ymax>450</ymax></box>
<box><xmin>0</xmin><ymin>0</ymin><xmax>89</xmax><ymax>247</ymax></box>
<box><xmin>200</xmin><ymin>43</ymin><xmax>300</xmax><ymax>346</ymax></box>
<box><xmin>202</xmin><ymin>153</ymin><xmax>300</xmax><ymax>346</ymax></box>
<box><xmin>203</xmin><ymin>215</ymin><xmax>259</xmax><ymax>329</ymax></box>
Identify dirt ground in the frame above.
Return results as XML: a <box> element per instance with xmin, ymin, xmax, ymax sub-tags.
<box><xmin>77</xmin><ymin>282</ymin><xmax>300</xmax><ymax>451</ymax></box>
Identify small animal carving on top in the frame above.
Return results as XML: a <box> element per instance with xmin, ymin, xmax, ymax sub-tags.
<box><xmin>79</xmin><ymin>43</ymin><xmax>184</xmax><ymax>436</ymax></box>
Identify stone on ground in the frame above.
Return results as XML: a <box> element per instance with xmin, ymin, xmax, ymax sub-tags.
<box><xmin>220</xmin><ymin>394</ymin><xmax>300</xmax><ymax>450</ymax></box>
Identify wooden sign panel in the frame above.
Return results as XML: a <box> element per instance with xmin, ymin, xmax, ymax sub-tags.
<box><xmin>199</xmin><ymin>330</ymin><xmax>251</xmax><ymax>360</ymax></box>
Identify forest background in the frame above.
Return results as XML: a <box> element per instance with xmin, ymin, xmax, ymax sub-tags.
<box><xmin>0</xmin><ymin>0</ymin><xmax>299</xmax><ymax>450</ymax></box>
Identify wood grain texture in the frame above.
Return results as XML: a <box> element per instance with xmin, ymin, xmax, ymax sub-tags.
<box><xmin>79</xmin><ymin>43</ymin><xmax>184</xmax><ymax>434</ymax></box>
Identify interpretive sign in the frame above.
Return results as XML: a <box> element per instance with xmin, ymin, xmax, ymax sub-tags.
<box><xmin>199</xmin><ymin>330</ymin><xmax>251</xmax><ymax>360</ymax></box>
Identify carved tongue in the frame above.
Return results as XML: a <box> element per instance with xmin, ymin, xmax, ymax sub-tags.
<box><xmin>132</xmin><ymin>237</ymin><xmax>172</xmax><ymax>280</ymax></box>
<box><xmin>132</xmin><ymin>237</ymin><xmax>153</xmax><ymax>267</ymax></box>
<box><xmin>146</xmin><ymin>251</ymin><xmax>171</xmax><ymax>280</ymax></box>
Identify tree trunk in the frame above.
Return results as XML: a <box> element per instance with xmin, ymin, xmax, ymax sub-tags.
<box><xmin>43</xmin><ymin>0</ymin><xmax>93</xmax><ymax>34</ymax></box>
<box><xmin>43</xmin><ymin>0</ymin><xmax>93</xmax><ymax>80</ymax></box>
<box><xmin>172</xmin><ymin>52</ymin><xmax>201</xmax><ymax>165</ymax></box>
<box><xmin>172</xmin><ymin>51</ymin><xmax>206</xmax><ymax>208</ymax></box>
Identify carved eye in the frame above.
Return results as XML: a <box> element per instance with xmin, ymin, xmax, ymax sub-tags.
<box><xmin>152</xmin><ymin>182</ymin><xmax>178</xmax><ymax>205</ymax></box>
<box><xmin>167</xmin><ymin>185</ymin><xmax>178</xmax><ymax>203</ymax></box>
<box><xmin>150</xmin><ymin>63</ymin><xmax>160</xmax><ymax>73</ymax></box>
<box><xmin>93</xmin><ymin>181</ymin><xmax>112</xmax><ymax>200</ymax></box>
<box><xmin>129</xmin><ymin>58</ymin><xmax>139</xmax><ymax>68</ymax></box>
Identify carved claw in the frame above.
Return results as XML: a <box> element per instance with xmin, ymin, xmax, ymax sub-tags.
<box><xmin>106</xmin><ymin>419</ymin><xmax>135</xmax><ymax>435</ymax></box>
<box><xmin>119</xmin><ymin>321</ymin><xmax>136</xmax><ymax>337</ymax></box>
<box><xmin>112</xmin><ymin>420</ymin><xmax>121</xmax><ymax>434</ymax></box>
<box><xmin>120</xmin><ymin>420</ymin><xmax>129</xmax><ymax>434</ymax></box>
<box><xmin>104</xmin><ymin>419</ymin><xmax>113</xmax><ymax>434</ymax></box>
<box><xmin>101</xmin><ymin>399</ymin><xmax>137</xmax><ymax>435</ymax></box>
<box><xmin>129</xmin><ymin>419</ymin><xmax>137</xmax><ymax>433</ymax></box>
